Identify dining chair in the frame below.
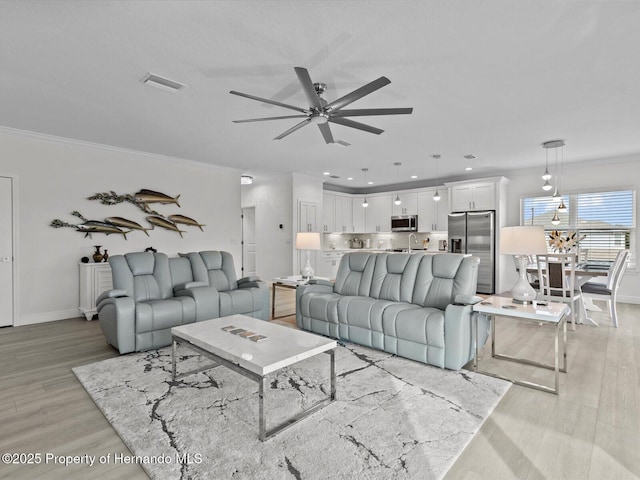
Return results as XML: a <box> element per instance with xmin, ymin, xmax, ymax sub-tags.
<box><xmin>536</xmin><ymin>253</ymin><xmax>582</xmax><ymax>330</ymax></box>
<box><xmin>580</xmin><ymin>249</ymin><xmax>629</xmax><ymax>328</ymax></box>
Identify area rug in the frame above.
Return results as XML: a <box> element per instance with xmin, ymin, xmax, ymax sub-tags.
<box><xmin>73</xmin><ymin>343</ymin><xmax>509</xmax><ymax>480</ymax></box>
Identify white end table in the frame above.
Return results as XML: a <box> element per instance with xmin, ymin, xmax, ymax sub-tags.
<box><xmin>473</xmin><ymin>296</ymin><xmax>570</xmax><ymax>395</ymax></box>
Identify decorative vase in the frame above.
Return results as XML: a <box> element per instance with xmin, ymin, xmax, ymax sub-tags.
<box><xmin>102</xmin><ymin>249</ymin><xmax>109</xmax><ymax>262</ymax></box>
<box><xmin>92</xmin><ymin>245</ymin><xmax>103</xmax><ymax>263</ymax></box>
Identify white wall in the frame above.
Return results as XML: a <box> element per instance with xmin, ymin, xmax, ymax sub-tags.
<box><xmin>241</xmin><ymin>175</ymin><xmax>293</xmax><ymax>280</ymax></box>
<box><xmin>502</xmin><ymin>155</ymin><xmax>640</xmax><ymax>303</ymax></box>
<box><xmin>0</xmin><ymin>128</ymin><xmax>242</xmax><ymax>325</ymax></box>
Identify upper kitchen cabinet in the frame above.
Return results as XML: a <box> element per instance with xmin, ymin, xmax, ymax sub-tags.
<box><xmin>323</xmin><ymin>193</ymin><xmax>353</xmax><ymax>232</ymax></box>
<box><xmin>448</xmin><ymin>178</ymin><xmax>507</xmax><ymax>212</ymax></box>
<box><xmin>352</xmin><ymin>195</ymin><xmax>366</xmax><ymax>233</ymax></box>
<box><xmin>322</xmin><ymin>193</ymin><xmax>336</xmax><ymax>232</ymax></box>
<box><xmin>391</xmin><ymin>193</ymin><xmax>418</xmax><ymax>216</ymax></box>
<box><xmin>417</xmin><ymin>188</ymin><xmax>448</xmax><ymax>231</ymax></box>
<box><xmin>364</xmin><ymin>194</ymin><xmax>392</xmax><ymax>233</ymax></box>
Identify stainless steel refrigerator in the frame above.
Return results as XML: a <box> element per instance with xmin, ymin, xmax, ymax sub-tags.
<box><xmin>448</xmin><ymin>211</ymin><xmax>495</xmax><ymax>294</ymax></box>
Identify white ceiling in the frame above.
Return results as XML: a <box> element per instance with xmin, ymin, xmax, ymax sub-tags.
<box><xmin>1</xmin><ymin>1</ymin><xmax>640</xmax><ymax>189</ymax></box>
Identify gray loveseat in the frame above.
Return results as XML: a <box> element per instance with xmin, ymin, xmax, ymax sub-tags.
<box><xmin>296</xmin><ymin>252</ymin><xmax>488</xmax><ymax>371</ymax></box>
<box><xmin>97</xmin><ymin>250</ymin><xmax>268</xmax><ymax>354</ymax></box>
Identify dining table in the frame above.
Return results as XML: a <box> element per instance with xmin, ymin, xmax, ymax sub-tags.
<box><xmin>526</xmin><ymin>263</ymin><xmax>609</xmax><ymax>326</ymax></box>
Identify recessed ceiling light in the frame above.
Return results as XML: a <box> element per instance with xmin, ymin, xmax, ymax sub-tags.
<box><xmin>323</xmin><ymin>172</ymin><xmax>331</xmax><ymax>176</ymax></box>
<box><xmin>411</xmin><ymin>175</ymin><xmax>418</xmax><ymax>179</ymax></box>
<box><xmin>465</xmin><ymin>167</ymin><xmax>473</xmax><ymax>171</ymax></box>
<box><xmin>367</xmin><ymin>181</ymin><xmax>374</xmax><ymax>185</ymax></box>
<box><xmin>240</xmin><ymin>175</ymin><xmax>253</xmax><ymax>185</ymax></box>
<box><xmin>347</xmin><ymin>177</ymin><xmax>354</xmax><ymax>181</ymax></box>
<box><xmin>140</xmin><ymin>72</ymin><xmax>186</xmax><ymax>93</ymax></box>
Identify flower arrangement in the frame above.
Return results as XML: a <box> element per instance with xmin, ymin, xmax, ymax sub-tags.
<box><xmin>548</xmin><ymin>230</ymin><xmax>585</xmax><ymax>253</ymax></box>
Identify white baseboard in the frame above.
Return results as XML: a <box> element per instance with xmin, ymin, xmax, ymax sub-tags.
<box><xmin>617</xmin><ymin>295</ymin><xmax>640</xmax><ymax>305</ymax></box>
<box><xmin>15</xmin><ymin>308</ymin><xmax>81</xmax><ymax>326</ymax></box>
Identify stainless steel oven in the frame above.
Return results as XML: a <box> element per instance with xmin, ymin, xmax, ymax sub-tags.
<box><xmin>391</xmin><ymin>215</ymin><xmax>418</xmax><ymax>232</ymax></box>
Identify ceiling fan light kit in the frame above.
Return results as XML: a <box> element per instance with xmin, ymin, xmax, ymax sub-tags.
<box><xmin>230</xmin><ymin>67</ymin><xmax>413</xmax><ymax>145</ymax></box>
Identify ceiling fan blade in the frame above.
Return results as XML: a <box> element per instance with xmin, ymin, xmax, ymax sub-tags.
<box><xmin>335</xmin><ymin>140</ymin><xmax>351</xmax><ymax>146</ymax></box>
<box><xmin>233</xmin><ymin>115</ymin><xmax>309</xmax><ymax>123</ymax></box>
<box><xmin>294</xmin><ymin>67</ymin><xmax>323</xmax><ymax>110</ymax></box>
<box><xmin>229</xmin><ymin>90</ymin><xmax>308</xmax><ymax>113</ymax></box>
<box><xmin>329</xmin><ymin>117</ymin><xmax>384</xmax><ymax>135</ymax></box>
<box><xmin>317</xmin><ymin>123</ymin><xmax>335</xmax><ymax>144</ymax></box>
<box><xmin>331</xmin><ymin>107</ymin><xmax>413</xmax><ymax>117</ymax></box>
<box><xmin>325</xmin><ymin>76</ymin><xmax>391</xmax><ymax>111</ymax></box>
<box><xmin>274</xmin><ymin>118</ymin><xmax>312</xmax><ymax>140</ymax></box>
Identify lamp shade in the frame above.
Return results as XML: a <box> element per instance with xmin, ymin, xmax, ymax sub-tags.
<box><xmin>500</xmin><ymin>226</ymin><xmax>547</xmax><ymax>255</ymax></box>
<box><xmin>295</xmin><ymin>232</ymin><xmax>321</xmax><ymax>250</ymax></box>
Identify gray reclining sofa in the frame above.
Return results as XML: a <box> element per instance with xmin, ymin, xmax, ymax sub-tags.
<box><xmin>97</xmin><ymin>250</ymin><xmax>268</xmax><ymax>354</ymax></box>
<box><xmin>296</xmin><ymin>252</ymin><xmax>488</xmax><ymax>371</ymax></box>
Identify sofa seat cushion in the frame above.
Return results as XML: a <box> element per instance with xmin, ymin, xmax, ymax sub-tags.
<box><xmin>337</xmin><ymin>297</ymin><xmax>420</xmax><ymax>350</ymax></box>
<box><xmin>383</xmin><ymin>307</ymin><xmax>446</xmax><ymax>368</ymax></box>
<box><xmin>135</xmin><ymin>297</ymin><xmax>196</xmax><ymax>333</ymax></box>
<box><xmin>219</xmin><ymin>288</ymin><xmax>262</xmax><ymax>317</ymax></box>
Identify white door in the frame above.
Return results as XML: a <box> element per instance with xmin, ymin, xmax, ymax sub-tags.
<box><xmin>241</xmin><ymin>207</ymin><xmax>256</xmax><ymax>278</ymax></box>
<box><xmin>0</xmin><ymin>177</ymin><xmax>13</xmax><ymax>327</ymax></box>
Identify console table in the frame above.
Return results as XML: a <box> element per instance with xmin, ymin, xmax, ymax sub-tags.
<box><xmin>473</xmin><ymin>296</ymin><xmax>570</xmax><ymax>394</ymax></box>
<box><xmin>79</xmin><ymin>262</ymin><xmax>112</xmax><ymax>320</ymax></box>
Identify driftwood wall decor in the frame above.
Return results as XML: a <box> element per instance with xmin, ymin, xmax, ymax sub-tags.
<box><xmin>50</xmin><ymin>189</ymin><xmax>205</xmax><ymax>239</ymax></box>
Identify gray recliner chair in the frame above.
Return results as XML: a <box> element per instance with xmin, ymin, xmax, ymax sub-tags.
<box><xmin>97</xmin><ymin>252</ymin><xmax>219</xmax><ymax>354</ymax></box>
<box><xmin>186</xmin><ymin>251</ymin><xmax>269</xmax><ymax>320</ymax></box>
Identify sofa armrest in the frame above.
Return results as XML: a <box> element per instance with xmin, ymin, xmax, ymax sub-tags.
<box><xmin>96</xmin><ymin>295</ymin><xmax>136</xmax><ymax>354</ymax></box>
<box><xmin>453</xmin><ymin>294</ymin><xmax>484</xmax><ymax>306</ymax></box>
<box><xmin>238</xmin><ymin>276</ymin><xmax>260</xmax><ymax>284</ymax></box>
<box><xmin>173</xmin><ymin>281</ymin><xmax>208</xmax><ymax>293</ymax></box>
<box><xmin>174</xmin><ymin>285</ymin><xmax>220</xmax><ymax>321</ymax></box>
<box><xmin>309</xmin><ymin>278</ymin><xmax>335</xmax><ymax>288</ymax></box>
<box><xmin>443</xmin><ymin>303</ymin><xmax>489</xmax><ymax>371</ymax></box>
<box><xmin>96</xmin><ymin>289</ymin><xmax>128</xmax><ymax>306</ymax></box>
<box><xmin>238</xmin><ymin>280</ymin><xmax>260</xmax><ymax>289</ymax></box>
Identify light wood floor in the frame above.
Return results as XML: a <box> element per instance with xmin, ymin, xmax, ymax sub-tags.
<box><xmin>1</xmin><ymin>287</ymin><xmax>638</xmax><ymax>479</ymax></box>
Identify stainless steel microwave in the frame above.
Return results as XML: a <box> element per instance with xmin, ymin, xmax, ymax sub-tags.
<box><xmin>391</xmin><ymin>215</ymin><xmax>418</xmax><ymax>232</ymax></box>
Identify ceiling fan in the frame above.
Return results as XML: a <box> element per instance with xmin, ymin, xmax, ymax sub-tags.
<box><xmin>230</xmin><ymin>67</ymin><xmax>413</xmax><ymax>145</ymax></box>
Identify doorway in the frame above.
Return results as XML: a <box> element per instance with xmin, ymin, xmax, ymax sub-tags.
<box><xmin>0</xmin><ymin>176</ymin><xmax>14</xmax><ymax>327</ymax></box>
<box><xmin>241</xmin><ymin>207</ymin><xmax>256</xmax><ymax>278</ymax></box>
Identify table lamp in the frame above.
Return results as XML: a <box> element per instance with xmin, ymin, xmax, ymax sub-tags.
<box><xmin>296</xmin><ymin>232</ymin><xmax>321</xmax><ymax>279</ymax></box>
<box><xmin>500</xmin><ymin>225</ymin><xmax>548</xmax><ymax>304</ymax></box>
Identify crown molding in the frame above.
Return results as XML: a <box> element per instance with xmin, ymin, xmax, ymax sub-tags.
<box><xmin>0</xmin><ymin>125</ymin><xmax>241</xmax><ymax>174</ymax></box>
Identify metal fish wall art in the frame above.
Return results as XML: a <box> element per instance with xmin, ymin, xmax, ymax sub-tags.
<box><xmin>105</xmin><ymin>217</ymin><xmax>153</xmax><ymax>236</ymax></box>
<box><xmin>167</xmin><ymin>214</ymin><xmax>206</xmax><ymax>231</ymax></box>
<box><xmin>52</xmin><ymin>190</ymin><xmax>205</xmax><ymax>239</ymax></box>
<box><xmin>146</xmin><ymin>216</ymin><xmax>186</xmax><ymax>238</ymax></box>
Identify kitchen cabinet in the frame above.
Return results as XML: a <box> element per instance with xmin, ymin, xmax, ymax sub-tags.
<box><xmin>417</xmin><ymin>187</ymin><xmax>449</xmax><ymax>231</ymax></box>
<box><xmin>364</xmin><ymin>195</ymin><xmax>392</xmax><ymax>233</ymax></box>
<box><xmin>352</xmin><ymin>196</ymin><xmax>366</xmax><ymax>233</ymax></box>
<box><xmin>318</xmin><ymin>251</ymin><xmax>344</xmax><ymax>280</ymax></box>
<box><xmin>79</xmin><ymin>262</ymin><xmax>113</xmax><ymax>320</ymax></box>
<box><xmin>450</xmin><ymin>182</ymin><xmax>495</xmax><ymax>211</ymax></box>
<box><xmin>322</xmin><ymin>193</ymin><xmax>335</xmax><ymax>232</ymax></box>
<box><xmin>391</xmin><ymin>193</ymin><xmax>418</xmax><ymax>216</ymax></box>
<box><xmin>323</xmin><ymin>193</ymin><xmax>352</xmax><ymax>232</ymax></box>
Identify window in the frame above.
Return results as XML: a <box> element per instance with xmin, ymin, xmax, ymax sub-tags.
<box><xmin>522</xmin><ymin>189</ymin><xmax>635</xmax><ymax>267</ymax></box>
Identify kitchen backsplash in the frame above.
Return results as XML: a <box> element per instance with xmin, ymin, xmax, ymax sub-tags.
<box><xmin>323</xmin><ymin>231</ymin><xmax>448</xmax><ymax>251</ymax></box>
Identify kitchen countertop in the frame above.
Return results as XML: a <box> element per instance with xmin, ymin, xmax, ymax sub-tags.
<box><xmin>323</xmin><ymin>249</ymin><xmax>447</xmax><ymax>254</ymax></box>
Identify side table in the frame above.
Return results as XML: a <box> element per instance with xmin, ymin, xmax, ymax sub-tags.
<box><xmin>271</xmin><ymin>276</ymin><xmax>329</xmax><ymax>319</ymax></box>
<box><xmin>472</xmin><ymin>296</ymin><xmax>570</xmax><ymax>395</ymax></box>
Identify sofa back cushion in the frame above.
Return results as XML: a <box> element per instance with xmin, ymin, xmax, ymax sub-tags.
<box><xmin>109</xmin><ymin>252</ymin><xmax>173</xmax><ymax>302</ymax></box>
<box><xmin>334</xmin><ymin>253</ymin><xmax>376</xmax><ymax>297</ymax></box>
<box><xmin>413</xmin><ymin>254</ymin><xmax>480</xmax><ymax>310</ymax></box>
<box><xmin>369</xmin><ymin>254</ymin><xmax>422</xmax><ymax>303</ymax></box>
<box><xmin>169</xmin><ymin>256</ymin><xmax>194</xmax><ymax>287</ymax></box>
<box><xmin>188</xmin><ymin>251</ymin><xmax>238</xmax><ymax>292</ymax></box>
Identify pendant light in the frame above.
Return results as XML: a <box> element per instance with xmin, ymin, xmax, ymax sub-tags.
<box><xmin>557</xmin><ymin>143</ymin><xmax>567</xmax><ymax>211</ymax></box>
<box><xmin>544</xmin><ymin>140</ymin><xmax>565</xmax><ymax>202</ymax></box>
<box><xmin>432</xmin><ymin>155</ymin><xmax>441</xmax><ymax>201</ymax></box>
<box><xmin>361</xmin><ymin>168</ymin><xmax>369</xmax><ymax>208</ymax></box>
<box><xmin>551</xmin><ymin>210</ymin><xmax>561</xmax><ymax>225</ymax></box>
<box><xmin>393</xmin><ymin>162</ymin><xmax>402</xmax><ymax>205</ymax></box>
<box><xmin>541</xmin><ymin>147</ymin><xmax>552</xmax><ymax>191</ymax></box>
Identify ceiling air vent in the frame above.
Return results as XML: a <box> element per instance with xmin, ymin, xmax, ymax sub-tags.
<box><xmin>141</xmin><ymin>73</ymin><xmax>186</xmax><ymax>93</ymax></box>
<box><xmin>329</xmin><ymin>175</ymin><xmax>340</xmax><ymax>179</ymax></box>
<box><xmin>464</xmin><ymin>154</ymin><xmax>477</xmax><ymax>160</ymax></box>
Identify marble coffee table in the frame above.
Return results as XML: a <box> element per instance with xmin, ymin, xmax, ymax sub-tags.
<box><xmin>171</xmin><ymin>314</ymin><xmax>337</xmax><ymax>441</ymax></box>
